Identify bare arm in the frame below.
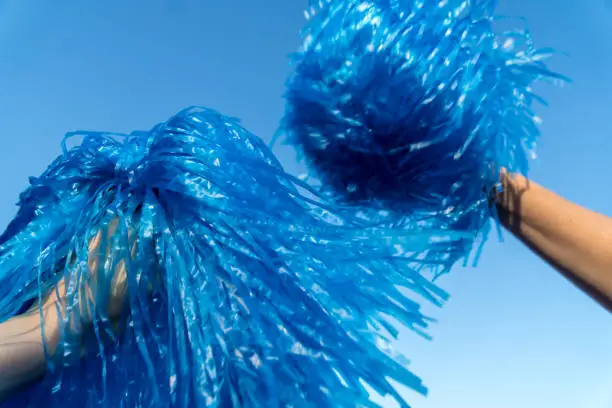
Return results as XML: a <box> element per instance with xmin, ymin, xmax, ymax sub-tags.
<box><xmin>496</xmin><ymin>170</ymin><xmax>612</xmax><ymax>312</ymax></box>
<box><xmin>0</xmin><ymin>295</ymin><xmax>60</xmax><ymax>399</ymax></box>
<box><xmin>0</xmin><ymin>221</ymin><xmax>130</xmax><ymax>400</ymax></box>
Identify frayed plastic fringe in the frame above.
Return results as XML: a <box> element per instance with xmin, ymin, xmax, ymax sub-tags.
<box><xmin>282</xmin><ymin>0</ymin><xmax>566</xmax><ymax>268</ymax></box>
<box><xmin>1</xmin><ymin>107</ymin><xmax>471</xmax><ymax>407</ymax></box>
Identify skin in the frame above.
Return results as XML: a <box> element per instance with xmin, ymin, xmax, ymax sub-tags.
<box><xmin>1</xmin><ymin>172</ymin><xmax>611</xmax><ymax>398</ymax></box>
<box><xmin>0</xmin><ymin>289</ymin><xmax>61</xmax><ymax>400</ymax></box>
<box><xmin>495</xmin><ymin>170</ymin><xmax>612</xmax><ymax>312</ymax></box>
<box><xmin>0</xmin><ymin>220</ymin><xmax>130</xmax><ymax>400</ymax></box>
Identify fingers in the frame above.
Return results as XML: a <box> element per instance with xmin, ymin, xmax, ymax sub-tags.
<box><xmin>64</xmin><ymin>219</ymin><xmax>134</xmax><ymax>322</ymax></box>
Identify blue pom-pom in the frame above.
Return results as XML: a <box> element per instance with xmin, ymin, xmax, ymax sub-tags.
<box><xmin>282</xmin><ymin>0</ymin><xmax>565</xmax><ymax>232</ymax></box>
<box><xmin>1</xmin><ymin>107</ymin><xmax>469</xmax><ymax>407</ymax></box>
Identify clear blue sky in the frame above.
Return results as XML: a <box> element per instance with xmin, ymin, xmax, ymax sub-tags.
<box><xmin>0</xmin><ymin>0</ymin><xmax>610</xmax><ymax>407</ymax></box>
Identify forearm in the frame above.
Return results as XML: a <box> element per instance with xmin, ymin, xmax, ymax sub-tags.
<box><xmin>0</xmin><ymin>306</ymin><xmax>59</xmax><ymax>399</ymax></box>
<box><xmin>0</xmin><ymin>221</ymin><xmax>131</xmax><ymax>400</ymax></box>
<box><xmin>497</xmin><ymin>172</ymin><xmax>612</xmax><ymax>310</ymax></box>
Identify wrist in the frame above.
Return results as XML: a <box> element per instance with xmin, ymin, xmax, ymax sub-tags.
<box><xmin>41</xmin><ymin>295</ymin><xmax>63</xmax><ymax>357</ymax></box>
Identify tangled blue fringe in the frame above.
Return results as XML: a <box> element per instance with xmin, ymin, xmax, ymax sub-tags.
<box><xmin>282</xmin><ymin>0</ymin><xmax>564</xmax><ymax>256</ymax></box>
<box><xmin>1</xmin><ymin>107</ymin><xmax>470</xmax><ymax>407</ymax></box>
<box><xmin>0</xmin><ymin>1</ymin><xmax>564</xmax><ymax>406</ymax></box>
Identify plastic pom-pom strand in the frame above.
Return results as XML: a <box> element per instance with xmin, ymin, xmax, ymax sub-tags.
<box><xmin>0</xmin><ymin>107</ymin><xmax>472</xmax><ymax>407</ymax></box>
<box><xmin>282</xmin><ymin>0</ymin><xmax>565</xmax><ymax>248</ymax></box>
<box><xmin>0</xmin><ymin>2</ymin><xmax>566</xmax><ymax>405</ymax></box>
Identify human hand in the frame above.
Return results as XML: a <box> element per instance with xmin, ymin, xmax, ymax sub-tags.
<box><xmin>41</xmin><ymin>218</ymin><xmax>131</xmax><ymax>353</ymax></box>
<box><xmin>492</xmin><ymin>168</ymin><xmax>531</xmax><ymax>229</ymax></box>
